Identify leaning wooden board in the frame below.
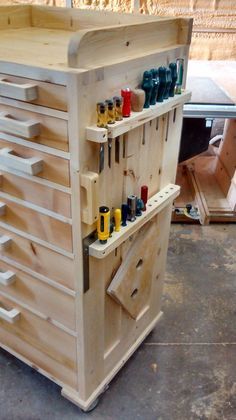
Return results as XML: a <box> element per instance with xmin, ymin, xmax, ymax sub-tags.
<box><xmin>0</xmin><ymin>5</ymin><xmax>192</xmax><ymax>411</ymax></box>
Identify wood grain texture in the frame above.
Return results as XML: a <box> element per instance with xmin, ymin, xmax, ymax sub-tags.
<box><xmin>0</xmin><ymin>139</ymin><xmax>70</xmax><ymax>186</ymax></box>
<box><xmin>0</xmin><ymin>103</ymin><xmax>68</xmax><ymax>151</ymax></box>
<box><xmin>0</xmin><ymin>259</ymin><xmax>75</xmax><ymax>330</ymax></box>
<box><xmin>0</xmin><ymin>196</ymin><xmax>72</xmax><ymax>252</ymax></box>
<box><xmin>0</xmin><ymin>294</ymin><xmax>77</xmax><ymax>389</ymax></box>
<box><xmin>107</xmin><ymin>218</ymin><xmax>158</xmax><ymax>319</ymax></box>
<box><xmin>68</xmin><ymin>20</ymin><xmax>182</xmax><ymax>69</ymax></box>
<box><xmin>0</xmin><ymin>5</ymin><xmax>192</xmax><ymax>409</ymax></box>
<box><xmin>0</xmin><ymin>170</ymin><xmax>71</xmax><ymax>218</ymax></box>
<box><xmin>0</xmin><ymin>73</ymin><xmax>67</xmax><ymax>111</ymax></box>
<box><xmin>0</xmin><ymin>225</ymin><xmax>74</xmax><ymax>289</ymax></box>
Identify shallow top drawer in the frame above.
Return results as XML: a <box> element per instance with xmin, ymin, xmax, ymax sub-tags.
<box><xmin>0</xmin><ymin>103</ymin><xmax>68</xmax><ymax>152</ymax></box>
<box><xmin>0</xmin><ymin>74</ymin><xmax>67</xmax><ymax>111</ymax></box>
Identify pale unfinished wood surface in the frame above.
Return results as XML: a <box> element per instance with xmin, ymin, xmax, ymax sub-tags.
<box><xmin>0</xmin><ymin>139</ymin><xmax>70</xmax><ymax>186</ymax></box>
<box><xmin>0</xmin><ymin>5</ymin><xmax>192</xmax><ymax>411</ymax></box>
<box><xmin>0</xmin><ymin>6</ymin><xmax>191</xmax><ymax>71</ymax></box>
<box><xmin>0</xmin><ymin>305</ymin><xmax>20</xmax><ymax>324</ymax></box>
<box><xmin>0</xmin><ymin>73</ymin><xmax>67</xmax><ymax>111</ymax></box>
<box><xmin>0</xmin><ymin>78</ymin><xmax>37</xmax><ymax>102</ymax></box>
<box><xmin>0</xmin><ymin>225</ymin><xmax>74</xmax><ymax>290</ymax></box>
<box><xmin>0</xmin><ymin>259</ymin><xmax>75</xmax><ymax>330</ymax></box>
<box><xmin>174</xmin><ymin>118</ymin><xmax>236</xmax><ymax>224</ymax></box>
<box><xmin>0</xmin><ymin>269</ymin><xmax>15</xmax><ymax>286</ymax></box>
<box><xmin>107</xmin><ymin>218</ymin><xmax>158</xmax><ymax>319</ymax></box>
<box><xmin>0</xmin><ymin>170</ymin><xmax>71</xmax><ymax>218</ymax></box>
<box><xmin>68</xmin><ymin>19</ymin><xmax>187</xmax><ymax>69</ymax></box>
<box><xmin>0</xmin><ymin>294</ymin><xmax>77</xmax><ymax>388</ymax></box>
<box><xmin>0</xmin><ymin>196</ymin><xmax>73</xmax><ymax>252</ymax></box>
<box><xmin>0</xmin><ymin>103</ymin><xmax>68</xmax><ymax>151</ymax></box>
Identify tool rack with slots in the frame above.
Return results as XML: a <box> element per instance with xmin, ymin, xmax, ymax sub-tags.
<box><xmin>0</xmin><ymin>6</ymin><xmax>192</xmax><ymax>411</ymax></box>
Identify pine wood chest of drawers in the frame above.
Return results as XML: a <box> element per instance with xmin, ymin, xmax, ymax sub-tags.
<box><xmin>0</xmin><ymin>5</ymin><xmax>192</xmax><ymax>411</ymax></box>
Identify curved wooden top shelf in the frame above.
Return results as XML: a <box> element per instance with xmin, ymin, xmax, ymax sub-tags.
<box><xmin>0</xmin><ymin>5</ymin><xmax>192</xmax><ymax>71</ymax></box>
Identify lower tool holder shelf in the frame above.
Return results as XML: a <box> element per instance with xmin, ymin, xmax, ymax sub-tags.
<box><xmin>86</xmin><ymin>90</ymin><xmax>191</xmax><ymax>143</ymax></box>
<box><xmin>89</xmin><ymin>183</ymin><xmax>180</xmax><ymax>259</ymax></box>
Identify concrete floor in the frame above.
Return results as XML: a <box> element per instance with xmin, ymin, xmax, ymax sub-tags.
<box><xmin>1</xmin><ymin>224</ymin><xmax>236</xmax><ymax>420</ymax></box>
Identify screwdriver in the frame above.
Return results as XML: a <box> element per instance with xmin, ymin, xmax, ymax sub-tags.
<box><xmin>141</xmin><ymin>185</ymin><xmax>148</xmax><ymax>211</ymax></box>
<box><xmin>163</xmin><ymin>68</ymin><xmax>172</xmax><ymax>100</ymax></box>
<box><xmin>113</xmin><ymin>96</ymin><xmax>123</xmax><ymax>121</ymax></box>
<box><xmin>176</xmin><ymin>58</ymin><xmax>184</xmax><ymax>94</ymax></box>
<box><xmin>121</xmin><ymin>204</ymin><xmax>128</xmax><ymax>226</ymax></box>
<box><xmin>157</xmin><ymin>67</ymin><xmax>167</xmax><ymax>103</ymax></box>
<box><xmin>121</xmin><ymin>88</ymin><xmax>131</xmax><ymax>118</ymax></box>
<box><xmin>105</xmin><ymin>99</ymin><xmax>116</xmax><ymax>124</ymax></box>
<box><xmin>97</xmin><ymin>206</ymin><xmax>110</xmax><ymax>244</ymax></box>
<box><xmin>150</xmin><ymin>68</ymin><xmax>159</xmax><ymax>105</ymax></box>
<box><xmin>136</xmin><ymin>198</ymin><xmax>144</xmax><ymax>216</ymax></box>
<box><xmin>97</xmin><ymin>102</ymin><xmax>108</xmax><ymax>128</ymax></box>
<box><xmin>114</xmin><ymin>208</ymin><xmax>121</xmax><ymax>232</ymax></box>
<box><xmin>127</xmin><ymin>195</ymin><xmax>137</xmax><ymax>222</ymax></box>
<box><xmin>169</xmin><ymin>62</ymin><xmax>177</xmax><ymax>97</ymax></box>
<box><xmin>142</xmin><ymin>70</ymin><xmax>153</xmax><ymax>108</ymax></box>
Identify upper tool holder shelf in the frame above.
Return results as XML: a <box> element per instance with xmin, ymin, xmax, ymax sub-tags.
<box><xmin>86</xmin><ymin>90</ymin><xmax>191</xmax><ymax>143</ymax></box>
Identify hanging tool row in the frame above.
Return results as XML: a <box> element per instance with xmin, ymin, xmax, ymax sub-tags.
<box><xmin>97</xmin><ymin>185</ymin><xmax>149</xmax><ymax>244</ymax></box>
<box><xmin>96</xmin><ymin>58</ymin><xmax>184</xmax><ymax>128</ymax></box>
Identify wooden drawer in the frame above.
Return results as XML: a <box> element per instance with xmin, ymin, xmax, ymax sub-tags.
<box><xmin>0</xmin><ymin>103</ymin><xmax>68</xmax><ymax>151</ymax></box>
<box><xmin>0</xmin><ymin>259</ymin><xmax>75</xmax><ymax>330</ymax></box>
<box><xmin>0</xmin><ymin>196</ymin><xmax>72</xmax><ymax>252</ymax></box>
<box><xmin>0</xmin><ymin>294</ymin><xmax>77</xmax><ymax>389</ymax></box>
<box><xmin>0</xmin><ymin>74</ymin><xmax>67</xmax><ymax>111</ymax></box>
<box><xmin>0</xmin><ymin>226</ymin><xmax>75</xmax><ymax>290</ymax></box>
<box><xmin>0</xmin><ymin>170</ymin><xmax>71</xmax><ymax>218</ymax></box>
<box><xmin>0</xmin><ymin>139</ymin><xmax>70</xmax><ymax>187</ymax></box>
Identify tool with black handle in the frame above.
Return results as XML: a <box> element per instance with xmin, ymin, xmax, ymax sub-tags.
<box><xmin>169</xmin><ymin>62</ymin><xmax>177</xmax><ymax>97</ymax></box>
<box><xmin>163</xmin><ymin>68</ymin><xmax>172</xmax><ymax>100</ymax></box>
<box><xmin>157</xmin><ymin>67</ymin><xmax>167</xmax><ymax>103</ymax></box>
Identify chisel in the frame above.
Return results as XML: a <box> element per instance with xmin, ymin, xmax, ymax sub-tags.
<box><xmin>99</xmin><ymin>143</ymin><xmax>104</xmax><ymax>173</ymax></box>
<box><xmin>108</xmin><ymin>137</ymin><xmax>112</xmax><ymax>168</ymax></box>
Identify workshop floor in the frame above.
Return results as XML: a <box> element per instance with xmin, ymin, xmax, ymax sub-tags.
<box><xmin>1</xmin><ymin>224</ymin><xmax>236</xmax><ymax>420</ymax></box>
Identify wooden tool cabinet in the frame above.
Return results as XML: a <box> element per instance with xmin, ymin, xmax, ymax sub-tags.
<box><xmin>0</xmin><ymin>6</ymin><xmax>192</xmax><ymax>411</ymax></box>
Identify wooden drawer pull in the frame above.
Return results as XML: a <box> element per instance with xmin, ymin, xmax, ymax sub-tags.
<box><xmin>81</xmin><ymin>171</ymin><xmax>99</xmax><ymax>225</ymax></box>
<box><xmin>0</xmin><ymin>305</ymin><xmax>20</xmax><ymax>323</ymax></box>
<box><xmin>0</xmin><ymin>112</ymin><xmax>40</xmax><ymax>138</ymax></box>
<box><xmin>0</xmin><ymin>235</ymin><xmax>12</xmax><ymax>250</ymax></box>
<box><xmin>0</xmin><ymin>202</ymin><xmax>6</xmax><ymax>216</ymax></box>
<box><xmin>0</xmin><ymin>148</ymin><xmax>43</xmax><ymax>175</ymax></box>
<box><xmin>0</xmin><ymin>270</ymin><xmax>16</xmax><ymax>286</ymax></box>
<box><xmin>0</xmin><ymin>79</ymin><xmax>38</xmax><ymax>101</ymax></box>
